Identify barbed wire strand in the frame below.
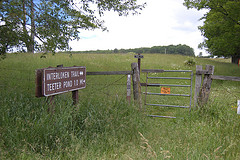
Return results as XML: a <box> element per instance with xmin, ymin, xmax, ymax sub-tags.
<box><xmin>86</xmin><ymin>74</ymin><xmax>127</xmax><ymax>96</ymax></box>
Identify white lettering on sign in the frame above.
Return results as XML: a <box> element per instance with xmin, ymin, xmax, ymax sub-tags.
<box><xmin>71</xmin><ymin>71</ymin><xmax>84</xmax><ymax>77</ymax></box>
<box><xmin>45</xmin><ymin>79</ymin><xmax>85</xmax><ymax>92</ymax></box>
<box><xmin>46</xmin><ymin>72</ymin><xmax>70</xmax><ymax>80</ymax></box>
<box><xmin>47</xmin><ymin>82</ymin><xmax>62</xmax><ymax>91</ymax></box>
<box><xmin>79</xmin><ymin>79</ymin><xmax>85</xmax><ymax>85</ymax></box>
<box><xmin>74</xmin><ymin>80</ymin><xmax>78</xmax><ymax>86</ymax></box>
<box><xmin>63</xmin><ymin>80</ymin><xmax>73</xmax><ymax>88</ymax></box>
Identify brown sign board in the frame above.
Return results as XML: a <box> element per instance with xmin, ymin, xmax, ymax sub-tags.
<box><xmin>36</xmin><ymin>66</ymin><xmax>86</xmax><ymax>97</ymax></box>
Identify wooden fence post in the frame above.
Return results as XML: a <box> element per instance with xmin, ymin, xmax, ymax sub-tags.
<box><xmin>131</xmin><ymin>63</ymin><xmax>142</xmax><ymax>109</ymax></box>
<box><xmin>198</xmin><ymin>65</ymin><xmax>214</xmax><ymax>107</ymax></box>
<box><xmin>126</xmin><ymin>74</ymin><xmax>131</xmax><ymax>103</ymax></box>
<box><xmin>194</xmin><ymin>65</ymin><xmax>203</xmax><ymax>108</ymax></box>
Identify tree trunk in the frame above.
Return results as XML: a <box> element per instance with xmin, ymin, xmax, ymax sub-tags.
<box><xmin>29</xmin><ymin>0</ymin><xmax>35</xmax><ymax>53</ymax></box>
<box><xmin>22</xmin><ymin>0</ymin><xmax>27</xmax><ymax>33</ymax></box>
<box><xmin>232</xmin><ymin>54</ymin><xmax>240</xmax><ymax>64</ymax></box>
<box><xmin>22</xmin><ymin>0</ymin><xmax>31</xmax><ymax>52</ymax></box>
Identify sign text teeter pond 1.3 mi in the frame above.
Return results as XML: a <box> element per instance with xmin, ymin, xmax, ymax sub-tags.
<box><xmin>43</xmin><ymin>67</ymin><xmax>86</xmax><ymax>96</ymax></box>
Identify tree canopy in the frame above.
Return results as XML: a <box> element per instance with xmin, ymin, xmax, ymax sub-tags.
<box><xmin>184</xmin><ymin>0</ymin><xmax>240</xmax><ymax>64</ymax></box>
<box><xmin>0</xmin><ymin>0</ymin><xmax>145</xmax><ymax>55</ymax></box>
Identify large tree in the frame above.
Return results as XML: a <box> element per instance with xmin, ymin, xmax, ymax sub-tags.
<box><xmin>0</xmin><ymin>0</ymin><xmax>145</xmax><ymax>55</ymax></box>
<box><xmin>184</xmin><ymin>0</ymin><xmax>240</xmax><ymax>64</ymax></box>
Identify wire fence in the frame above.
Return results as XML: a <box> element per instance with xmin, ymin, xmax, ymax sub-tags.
<box><xmin>210</xmin><ymin>82</ymin><xmax>240</xmax><ymax>106</ymax></box>
<box><xmin>0</xmin><ymin>67</ymin><xmax>130</xmax><ymax>102</ymax></box>
<box><xmin>0</xmin><ymin>67</ymin><xmax>239</xmax><ymax>106</ymax></box>
<box><xmin>83</xmin><ymin>74</ymin><xmax>129</xmax><ymax>100</ymax></box>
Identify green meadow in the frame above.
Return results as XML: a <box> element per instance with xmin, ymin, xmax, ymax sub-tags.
<box><xmin>0</xmin><ymin>53</ymin><xmax>240</xmax><ymax>159</ymax></box>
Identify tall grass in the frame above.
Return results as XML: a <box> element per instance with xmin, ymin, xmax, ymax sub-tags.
<box><xmin>0</xmin><ymin>53</ymin><xmax>240</xmax><ymax>159</ymax></box>
<box><xmin>0</xmin><ymin>91</ymin><xmax>146</xmax><ymax>159</ymax></box>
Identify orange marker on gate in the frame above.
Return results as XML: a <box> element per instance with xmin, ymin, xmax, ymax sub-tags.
<box><xmin>161</xmin><ymin>87</ymin><xmax>171</xmax><ymax>94</ymax></box>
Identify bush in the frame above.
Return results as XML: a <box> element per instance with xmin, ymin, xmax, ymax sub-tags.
<box><xmin>184</xmin><ymin>57</ymin><xmax>196</xmax><ymax>66</ymax></box>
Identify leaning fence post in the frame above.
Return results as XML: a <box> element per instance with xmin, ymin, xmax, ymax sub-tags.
<box><xmin>194</xmin><ymin>65</ymin><xmax>203</xmax><ymax>108</ymax></box>
<box><xmin>131</xmin><ymin>63</ymin><xmax>142</xmax><ymax>109</ymax></box>
<box><xmin>198</xmin><ymin>65</ymin><xmax>214</xmax><ymax>107</ymax></box>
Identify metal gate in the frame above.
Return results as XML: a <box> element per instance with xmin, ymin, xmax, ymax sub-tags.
<box><xmin>142</xmin><ymin>69</ymin><xmax>193</xmax><ymax>118</ymax></box>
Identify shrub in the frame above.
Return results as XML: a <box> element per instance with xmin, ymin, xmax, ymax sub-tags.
<box><xmin>184</xmin><ymin>57</ymin><xmax>196</xmax><ymax>66</ymax></box>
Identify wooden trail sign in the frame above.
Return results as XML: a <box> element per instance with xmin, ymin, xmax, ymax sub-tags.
<box><xmin>134</xmin><ymin>54</ymin><xmax>144</xmax><ymax>74</ymax></box>
<box><xmin>36</xmin><ymin>66</ymin><xmax>86</xmax><ymax>97</ymax></box>
<box><xmin>134</xmin><ymin>54</ymin><xmax>144</xmax><ymax>59</ymax></box>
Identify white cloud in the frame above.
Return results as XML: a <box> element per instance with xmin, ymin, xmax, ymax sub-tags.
<box><xmin>70</xmin><ymin>0</ymin><xmax>208</xmax><ymax>55</ymax></box>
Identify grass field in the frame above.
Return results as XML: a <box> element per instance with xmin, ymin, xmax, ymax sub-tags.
<box><xmin>0</xmin><ymin>53</ymin><xmax>240</xmax><ymax>159</ymax></box>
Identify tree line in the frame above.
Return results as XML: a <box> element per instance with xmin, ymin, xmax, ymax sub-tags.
<box><xmin>72</xmin><ymin>44</ymin><xmax>195</xmax><ymax>56</ymax></box>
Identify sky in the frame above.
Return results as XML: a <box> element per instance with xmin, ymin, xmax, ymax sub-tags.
<box><xmin>69</xmin><ymin>0</ymin><xmax>208</xmax><ymax>56</ymax></box>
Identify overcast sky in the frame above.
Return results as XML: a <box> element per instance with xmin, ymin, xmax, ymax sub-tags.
<box><xmin>70</xmin><ymin>0</ymin><xmax>208</xmax><ymax>56</ymax></box>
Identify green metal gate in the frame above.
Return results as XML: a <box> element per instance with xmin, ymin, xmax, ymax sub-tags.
<box><xmin>142</xmin><ymin>69</ymin><xmax>193</xmax><ymax>118</ymax></box>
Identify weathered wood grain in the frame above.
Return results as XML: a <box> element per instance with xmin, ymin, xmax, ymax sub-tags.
<box><xmin>131</xmin><ymin>63</ymin><xmax>142</xmax><ymax>109</ymax></box>
<box><xmin>198</xmin><ymin>65</ymin><xmax>214</xmax><ymax>107</ymax></box>
<box><xmin>212</xmin><ymin>75</ymin><xmax>240</xmax><ymax>81</ymax></box>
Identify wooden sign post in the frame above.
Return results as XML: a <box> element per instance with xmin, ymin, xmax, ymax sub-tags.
<box><xmin>134</xmin><ymin>53</ymin><xmax>144</xmax><ymax>73</ymax></box>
